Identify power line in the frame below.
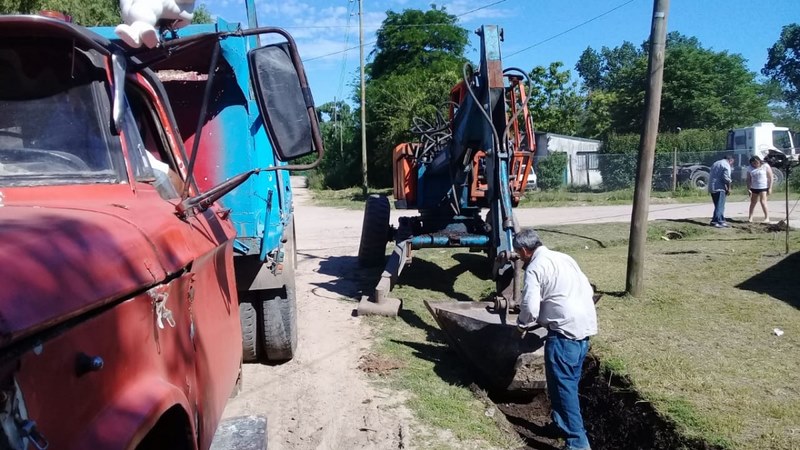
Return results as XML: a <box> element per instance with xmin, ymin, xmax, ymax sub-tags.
<box><xmin>505</xmin><ymin>0</ymin><xmax>638</xmax><ymax>59</ymax></box>
<box><xmin>302</xmin><ymin>0</ymin><xmax>509</xmax><ymax>62</ymax></box>
<box><xmin>454</xmin><ymin>0</ymin><xmax>508</xmax><ymax>18</ymax></box>
<box><xmin>335</xmin><ymin>0</ymin><xmax>357</xmax><ymax>101</ymax></box>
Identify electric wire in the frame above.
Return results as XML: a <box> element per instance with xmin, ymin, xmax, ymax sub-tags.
<box><xmin>505</xmin><ymin>0</ymin><xmax>638</xmax><ymax>59</ymax></box>
<box><xmin>302</xmin><ymin>0</ymin><xmax>509</xmax><ymax>62</ymax></box>
<box><xmin>334</xmin><ymin>0</ymin><xmax>357</xmax><ymax>102</ymax></box>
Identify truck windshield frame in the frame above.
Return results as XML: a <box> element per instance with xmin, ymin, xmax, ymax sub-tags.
<box><xmin>0</xmin><ymin>37</ymin><xmax>127</xmax><ymax>187</ymax></box>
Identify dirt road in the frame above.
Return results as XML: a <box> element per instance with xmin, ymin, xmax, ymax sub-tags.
<box><xmin>221</xmin><ymin>184</ymin><xmax>414</xmax><ymax>450</ymax></box>
<box><xmin>221</xmin><ymin>185</ymin><xmax>798</xmax><ymax>449</ymax></box>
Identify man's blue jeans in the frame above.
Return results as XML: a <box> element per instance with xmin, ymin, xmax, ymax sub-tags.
<box><xmin>545</xmin><ymin>331</ymin><xmax>591</xmax><ymax>450</ymax></box>
<box><xmin>711</xmin><ymin>191</ymin><xmax>727</xmax><ymax>224</ymax></box>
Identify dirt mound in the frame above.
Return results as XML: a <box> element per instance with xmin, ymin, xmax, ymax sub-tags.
<box><xmin>358</xmin><ymin>353</ymin><xmax>405</xmax><ymax>376</ymax></box>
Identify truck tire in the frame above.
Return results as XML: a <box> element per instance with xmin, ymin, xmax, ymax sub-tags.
<box><xmin>689</xmin><ymin>170</ymin><xmax>710</xmax><ymax>190</ymax></box>
<box><xmin>358</xmin><ymin>195</ymin><xmax>390</xmax><ymax>267</ymax></box>
<box><xmin>260</xmin><ymin>290</ymin><xmax>297</xmax><ymax>362</ymax></box>
<box><xmin>260</xmin><ymin>220</ymin><xmax>298</xmax><ymax>362</ymax></box>
<box><xmin>772</xmin><ymin>168</ymin><xmax>785</xmax><ymax>187</ymax></box>
<box><xmin>239</xmin><ymin>302</ymin><xmax>258</xmax><ymax>363</ymax></box>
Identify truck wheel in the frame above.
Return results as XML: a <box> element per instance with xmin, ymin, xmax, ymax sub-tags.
<box><xmin>261</xmin><ymin>222</ymin><xmax>298</xmax><ymax>362</ymax></box>
<box><xmin>690</xmin><ymin>170</ymin><xmax>710</xmax><ymax>190</ymax></box>
<box><xmin>260</xmin><ymin>288</ymin><xmax>297</xmax><ymax>362</ymax></box>
<box><xmin>772</xmin><ymin>168</ymin><xmax>785</xmax><ymax>187</ymax></box>
<box><xmin>358</xmin><ymin>195</ymin><xmax>390</xmax><ymax>267</ymax></box>
<box><xmin>239</xmin><ymin>302</ymin><xmax>259</xmax><ymax>363</ymax></box>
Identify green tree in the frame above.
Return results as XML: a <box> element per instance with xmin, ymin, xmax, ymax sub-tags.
<box><xmin>363</xmin><ymin>7</ymin><xmax>469</xmax><ymax>186</ymax></box>
<box><xmin>526</xmin><ymin>62</ymin><xmax>583</xmax><ymax>135</ymax></box>
<box><xmin>575</xmin><ymin>41</ymin><xmax>642</xmax><ymax>92</ymax></box>
<box><xmin>315</xmin><ymin>101</ymin><xmax>360</xmax><ymax>189</ymax></box>
<box><xmin>576</xmin><ymin>32</ymin><xmax>769</xmax><ymax>134</ymax></box>
<box><xmin>368</xmin><ymin>7</ymin><xmax>468</xmax><ymax>80</ymax></box>
<box><xmin>0</xmin><ymin>1</ymin><xmax>212</xmax><ymax>26</ymax></box>
<box><xmin>763</xmin><ymin>23</ymin><xmax>800</xmax><ymax>114</ymax></box>
<box><xmin>0</xmin><ymin>0</ymin><xmax>120</xmax><ymax>25</ymax></box>
<box><xmin>191</xmin><ymin>4</ymin><xmax>213</xmax><ymax>24</ymax></box>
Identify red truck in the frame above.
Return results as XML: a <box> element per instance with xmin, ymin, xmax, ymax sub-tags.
<box><xmin>0</xmin><ymin>12</ymin><xmax>321</xmax><ymax>450</ymax></box>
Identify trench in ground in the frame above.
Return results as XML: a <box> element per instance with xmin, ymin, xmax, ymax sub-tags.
<box><xmin>486</xmin><ymin>354</ymin><xmax>723</xmax><ymax>450</ymax></box>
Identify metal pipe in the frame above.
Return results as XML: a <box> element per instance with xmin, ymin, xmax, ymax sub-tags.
<box><xmin>410</xmin><ymin>234</ymin><xmax>490</xmax><ymax>249</ymax></box>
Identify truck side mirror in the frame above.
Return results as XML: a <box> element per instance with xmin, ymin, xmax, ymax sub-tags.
<box><xmin>249</xmin><ymin>42</ymin><xmax>316</xmax><ymax>162</ymax></box>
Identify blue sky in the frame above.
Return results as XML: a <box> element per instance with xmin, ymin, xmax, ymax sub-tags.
<box><xmin>206</xmin><ymin>0</ymin><xmax>798</xmax><ymax>106</ymax></box>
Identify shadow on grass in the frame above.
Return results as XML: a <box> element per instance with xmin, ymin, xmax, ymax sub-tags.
<box><xmin>538</xmin><ymin>227</ymin><xmax>608</xmax><ymax>248</ymax></box>
<box><xmin>660</xmin><ymin>218</ymin><xmax>709</xmax><ymax>227</ymax></box>
<box><xmin>736</xmin><ymin>251</ymin><xmax>800</xmax><ymax>309</ymax></box>
<box><xmin>396</xmin><ymin>253</ymin><xmax>491</xmax><ymax>303</ymax></box>
<box><xmin>392</xmin><ymin>308</ymin><xmax>475</xmax><ymax>387</ymax></box>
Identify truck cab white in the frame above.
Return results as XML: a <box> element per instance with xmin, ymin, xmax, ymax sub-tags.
<box><xmin>727</xmin><ymin>122</ymin><xmax>797</xmax><ymax>161</ymax></box>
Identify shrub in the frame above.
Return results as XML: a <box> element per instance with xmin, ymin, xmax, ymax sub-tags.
<box><xmin>537</xmin><ymin>152</ymin><xmax>568</xmax><ymax>190</ymax></box>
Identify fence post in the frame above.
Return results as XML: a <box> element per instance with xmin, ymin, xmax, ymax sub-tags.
<box><xmin>672</xmin><ymin>146</ymin><xmax>677</xmax><ymax>191</ymax></box>
<box><xmin>568</xmin><ymin>154</ymin><xmax>574</xmax><ymax>187</ymax></box>
<box><xmin>586</xmin><ymin>154</ymin><xmax>591</xmax><ymax>187</ymax></box>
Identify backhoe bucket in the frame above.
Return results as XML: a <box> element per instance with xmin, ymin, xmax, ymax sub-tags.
<box><xmin>424</xmin><ymin>300</ymin><xmax>548</xmax><ymax>393</ymax></box>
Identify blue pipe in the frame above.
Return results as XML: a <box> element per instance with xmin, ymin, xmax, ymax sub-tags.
<box><xmin>410</xmin><ymin>234</ymin><xmax>490</xmax><ymax>249</ymax></box>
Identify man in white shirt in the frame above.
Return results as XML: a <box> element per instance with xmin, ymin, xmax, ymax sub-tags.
<box><xmin>514</xmin><ymin>228</ymin><xmax>597</xmax><ymax>450</ymax></box>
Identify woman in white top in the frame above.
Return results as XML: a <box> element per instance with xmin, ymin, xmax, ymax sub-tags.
<box><xmin>747</xmin><ymin>155</ymin><xmax>774</xmax><ymax>222</ymax></box>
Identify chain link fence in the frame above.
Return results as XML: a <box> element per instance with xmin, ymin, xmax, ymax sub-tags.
<box><xmin>537</xmin><ymin>150</ymin><xmax>790</xmax><ymax>192</ymax></box>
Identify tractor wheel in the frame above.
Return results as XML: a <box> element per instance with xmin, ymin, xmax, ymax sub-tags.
<box><xmin>358</xmin><ymin>195</ymin><xmax>391</xmax><ymax>267</ymax></box>
<box><xmin>689</xmin><ymin>170</ymin><xmax>710</xmax><ymax>190</ymax></box>
<box><xmin>260</xmin><ymin>221</ymin><xmax>298</xmax><ymax>362</ymax></box>
<box><xmin>239</xmin><ymin>302</ymin><xmax>259</xmax><ymax>363</ymax></box>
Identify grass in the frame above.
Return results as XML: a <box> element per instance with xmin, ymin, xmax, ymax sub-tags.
<box><xmin>310</xmin><ymin>186</ymin><xmax>393</xmax><ymax>210</ymax></box>
<box><xmin>362</xmin><ymin>219</ymin><xmax>800</xmax><ymax>449</ymax></box>
<box><xmin>361</xmin><ymin>251</ymin><xmax>518</xmax><ymax>449</ymax></box>
<box><xmin>311</xmin><ymin>185</ymin><xmax>800</xmax><ymax>210</ymax></box>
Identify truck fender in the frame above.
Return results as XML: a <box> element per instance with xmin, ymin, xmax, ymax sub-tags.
<box><xmin>71</xmin><ymin>377</ymin><xmax>195</xmax><ymax>450</ymax></box>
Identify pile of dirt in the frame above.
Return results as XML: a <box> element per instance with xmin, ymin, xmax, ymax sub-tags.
<box><xmin>358</xmin><ymin>353</ymin><xmax>405</xmax><ymax>376</ymax></box>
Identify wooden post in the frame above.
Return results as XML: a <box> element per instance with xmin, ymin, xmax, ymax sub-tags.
<box><xmin>568</xmin><ymin>154</ymin><xmax>574</xmax><ymax>187</ymax></box>
<box><xmin>671</xmin><ymin>146</ymin><xmax>677</xmax><ymax>191</ymax></box>
<box><xmin>586</xmin><ymin>154</ymin><xmax>591</xmax><ymax>187</ymax></box>
<box><xmin>785</xmin><ymin>167</ymin><xmax>790</xmax><ymax>254</ymax></box>
<box><xmin>626</xmin><ymin>0</ymin><xmax>669</xmax><ymax>297</ymax></box>
<box><xmin>359</xmin><ymin>0</ymin><xmax>368</xmax><ymax>197</ymax></box>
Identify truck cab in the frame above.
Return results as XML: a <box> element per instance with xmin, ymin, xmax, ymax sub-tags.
<box><xmin>727</xmin><ymin>122</ymin><xmax>798</xmax><ymax>161</ymax></box>
<box><xmin>726</xmin><ymin>122</ymin><xmax>797</xmax><ymax>185</ymax></box>
<box><xmin>0</xmin><ymin>12</ymin><xmax>320</xmax><ymax>449</ymax></box>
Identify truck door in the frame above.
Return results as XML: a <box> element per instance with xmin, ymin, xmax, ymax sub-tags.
<box><xmin>124</xmin><ymin>78</ymin><xmax>242</xmax><ymax>447</ymax></box>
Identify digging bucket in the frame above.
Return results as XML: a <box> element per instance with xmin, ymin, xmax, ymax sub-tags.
<box><xmin>424</xmin><ymin>300</ymin><xmax>548</xmax><ymax>393</ymax></box>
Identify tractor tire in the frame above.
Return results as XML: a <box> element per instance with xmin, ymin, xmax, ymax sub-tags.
<box><xmin>689</xmin><ymin>170</ymin><xmax>710</xmax><ymax>190</ymax></box>
<box><xmin>260</xmin><ymin>221</ymin><xmax>298</xmax><ymax>363</ymax></box>
<box><xmin>358</xmin><ymin>195</ymin><xmax>390</xmax><ymax>267</ymax></box>
<box><xmin>239</xmin><ymin>302</ymin><xmax>259</xmax><ymax>363</ymax></box>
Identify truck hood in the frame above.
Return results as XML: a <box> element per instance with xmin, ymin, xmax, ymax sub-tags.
<box><xmin>0</xmin><ymin>206</ymin><xmax>166</xmax><ymax>348</ymax></box>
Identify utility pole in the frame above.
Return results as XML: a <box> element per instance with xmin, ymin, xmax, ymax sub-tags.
<box><xmin>358</xmin><ymin>0</ymin><xmax>368</xmax><ymax>197</ymax></box>
<box><xmin>626</xmin><ymin>0</ymin><xmax>670</xmax><ymax>297</ymax></box>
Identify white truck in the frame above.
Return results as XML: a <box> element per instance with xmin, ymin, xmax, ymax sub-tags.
<box><xmin>678</xmin><ymin>122</ymin><xmax>797</xmax><ymax>189</ymax></box>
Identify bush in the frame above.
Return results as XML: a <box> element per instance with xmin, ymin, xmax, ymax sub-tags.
<box><xmin>789</xmin><ymin>167</ymin><xmax>800</xmax><ymax>192</ymax></box>
<box><xmin>537</xmin><ymin>152</ymin><xmax>568</xmax><ymax>190</ymax></box>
